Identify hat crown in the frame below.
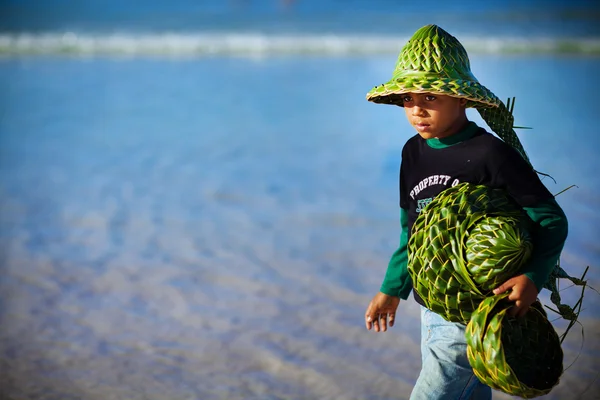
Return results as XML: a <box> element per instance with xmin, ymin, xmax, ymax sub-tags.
<box><xmin>393</xmin><ymin>25</ymin><xmax>477</xmax><ymax>82</ymax></box>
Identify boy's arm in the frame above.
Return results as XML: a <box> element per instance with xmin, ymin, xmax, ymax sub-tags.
<box><xmin>380</xmin><ymin>208</ymin><xmax>413</xmax><ymax>299</ymax></box>
<box><xmin>488</xmin><ymin>143</ymin><xmax>568</xmax><ymax>292</ymax></box>
<box><xmin>493</xmin><ymin>197</ymin><xmax>567</xmax><ymax>317</ymax></box>
<box><xmin>520</xmin><ymin>197</ymin><xmax>569</xmax><ymax>291</ymax></box>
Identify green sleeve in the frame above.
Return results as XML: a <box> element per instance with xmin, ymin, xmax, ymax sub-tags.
<box><xmin>521</xmin><ymin>198</ymin><xmax>568</xmax><ymax>292</ymax></box>
<box><xmin>380</xmin><ymin>208</ymin><xmax>413</xmax><ymax>299</ymax></box>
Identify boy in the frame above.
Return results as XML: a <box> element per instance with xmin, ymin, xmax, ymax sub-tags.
<box><xmin>362</xmin><ymin>25</ymin><xmax>568</xmax><ymax>399</ymax></box>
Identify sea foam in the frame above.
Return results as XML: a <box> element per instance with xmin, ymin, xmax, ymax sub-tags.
<box><xmin>1</xmin><ymin>32</ymin><xmax>599</xmax><ymax>57</ymax></box>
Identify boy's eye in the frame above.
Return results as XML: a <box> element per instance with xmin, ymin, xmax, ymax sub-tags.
<box><xmin>402</xmin><ymin>95</ymin><xmax>413</xmax><ymax>103</ymax></box>
<box><xmin>425</xmin><ymin>95</ymin><xmax>436</xmax><ymax>101</ymax></box>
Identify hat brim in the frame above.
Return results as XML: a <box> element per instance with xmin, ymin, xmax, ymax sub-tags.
<box><xmin>366</xmin><ymin>76</ymin><xmax>501</xmax><ymax>109</ymax></box>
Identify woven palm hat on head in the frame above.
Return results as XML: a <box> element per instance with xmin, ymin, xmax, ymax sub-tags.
<box><xmin>366</xmin><ymin>24</ymin><xmax>502</xmax><ymax>109</ymax></box>
<box><xmin>366</xmin><ymin>24</ymin><xmax>532</xmax><ymax>164</ymax></box>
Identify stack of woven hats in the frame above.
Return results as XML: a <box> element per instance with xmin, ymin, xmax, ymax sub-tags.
<box><xmin>407</xmin><ymin>183</ymin><xmax>563</xmax><ymax>398</ymax></box>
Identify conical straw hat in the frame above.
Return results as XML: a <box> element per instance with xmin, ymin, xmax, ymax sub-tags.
<box><xmin>366</xmin><ymin>24</ymin><xmax>532</xmax><ymax>165</ymax></box>
<box><xmin>366</xmin><ymin>25</ymin><xmax>501</xmax><ymax>109</ymax></box>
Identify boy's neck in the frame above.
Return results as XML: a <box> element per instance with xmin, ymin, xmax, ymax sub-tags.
<box><xmin>426</xmin><ymin>121</ymin><xmax>478</xmax><ymax>149</ymax></box>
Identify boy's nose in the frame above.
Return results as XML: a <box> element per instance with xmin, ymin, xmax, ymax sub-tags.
<box><xmin>412</xmin><ymin>106</ymin><xmax>426</xmax><ymax>116</ymax></box>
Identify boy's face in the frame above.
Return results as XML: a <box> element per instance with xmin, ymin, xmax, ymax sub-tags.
<box><xmin>401</xmin><ymin>93</ymin><xmax>468</xmax><ymax>139</ymax></box>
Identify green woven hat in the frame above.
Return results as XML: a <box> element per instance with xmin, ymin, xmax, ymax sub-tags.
<box><xmin>466</xmin><ymin>293</ymin><xmax>563</xmax><ymax>398</ymax></box>
<box><xmin>366</xmin><ymin>24</ymin><xmax>501</xmax><ymax>109</ymax></box>
<box><xmin>407</xmin><ymin>183</ymin><xmax>533</xmax><ymax>323</ymax></box>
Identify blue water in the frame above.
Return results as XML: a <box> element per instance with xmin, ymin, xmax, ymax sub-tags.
<box><xmin>1</xmin><ymin>2</ymin><xmax>600</xmax><ymax>399</ymax></box>
<box><xmin>2</xmin><ymin>0</ymin><xmax>600</xmax><ymax>57</ymax></box>
<box><xmin>2</xmin><ymin>0</ymin><xmax>600</xmax><ymax>36</ymax></box>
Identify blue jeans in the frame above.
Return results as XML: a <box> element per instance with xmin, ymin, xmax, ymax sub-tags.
<box><xmin>410</xmin><ymin>307</ymin><xmax>492</xmax><ymax>400</ymax></box>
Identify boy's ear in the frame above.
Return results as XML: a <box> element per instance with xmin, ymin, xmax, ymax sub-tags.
<box><xmin>459</xmin><ymin>98</ymin><xmax>468</xmax><ymax>106</ymax></box>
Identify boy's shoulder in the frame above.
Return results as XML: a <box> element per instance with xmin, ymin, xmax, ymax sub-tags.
<box><xmin>471</xmin><ymin>127</ymin><xmax>502</xmax><ymax>146</ymax></box>
<box><xmin>471</xmin><ymin>127</ymin><xmax>523</xmax><ymax>154</ymax></box>
<box><xmin>402</xmin><ymin>126</ymin><xmax>506</xmax><ymax>149</ymax></box>
<box><xmin>470</xmin><ymin>127</ymin><xmax>532</xmax><ymax>168</ymax></box>
<box><xmin>404</xmin><ymin>133</ymin><xmax>422</xmax><ymax>146</ymax></box>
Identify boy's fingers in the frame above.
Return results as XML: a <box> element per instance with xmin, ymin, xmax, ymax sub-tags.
<box><xmin>379</xmin><ymin>315</ymin><xmax>387</xmax><ymax>332</ymax></box>
<box><xmin>365</xmin><ymin>313</ymin><xmax>375</xmax><ymax>330</ymax></box>
<box><xmin>365</xmin><ymin>303</ymin><xmax>375</xmax><ymax>329</ymax></box>
<box><xmin>372</xmin><ymin>317</ymin><xmax>380</xmax><ymax>332</ymax></box>
<box><xmin>493</xmin><ymin>280</ymin><xmax>513</xmax><ymax>295</ymax></box>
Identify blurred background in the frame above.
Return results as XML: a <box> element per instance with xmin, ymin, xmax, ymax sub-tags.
<box><xmin>0</xmin><ymin>0</ymin><xmax>599</xmax><ymax>399</ymax></box>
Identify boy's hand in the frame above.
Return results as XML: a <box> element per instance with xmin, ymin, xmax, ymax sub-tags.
<box><xmin>365</xmin><ymin>292</ymin><xmax>400</xmax><ymax>332</ymax></box>
<box><xmin>493</xmin><ymin>274</ymin><xmax>538</xmax><ymax>318</ymax></box>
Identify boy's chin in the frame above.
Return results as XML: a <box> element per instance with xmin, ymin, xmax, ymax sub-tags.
<box><xmin>416</xmin><ymin>131</ymin><xmax>437</xmax><ymax>140</ymax></box>
<box><xmin>414</xmin><ymin>125</ymin><xmax>438</xmax><ymax>139</ymax></box>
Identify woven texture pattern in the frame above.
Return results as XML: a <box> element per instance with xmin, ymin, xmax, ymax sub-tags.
<box><xmin>407</xmin><ymin>183</ymin><xmax>532</xmax><ymax>323</ymax></box>
<box><xmin>466</xmin><ymin>294</ymin><xmax>563</xmax><ymax>398</ymax></box>
<box><xmin>366</xmin><ymin>25</ymin><xmax>501</xmax><ymax>108</ymax></box>
<box><xmin>408</xmin><ymin>183</ymin><xmax>565</xmax><ymax>398</ymax></box>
